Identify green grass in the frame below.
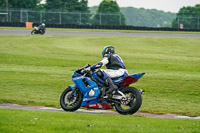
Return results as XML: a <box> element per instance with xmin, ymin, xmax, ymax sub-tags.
<box><xmin>0</xmin><ymin>35</ymin><xmax>200</xmax><ymax>116</ymax></box>
<box><xmin>1</xmin><ymin>26</ymin><xmax>200</xmax><ymax>34</ymax></box>
<box><xmin>0</xmin><ymin>108</ymin><xmax>199</xmax><ymax>133</ymax></box>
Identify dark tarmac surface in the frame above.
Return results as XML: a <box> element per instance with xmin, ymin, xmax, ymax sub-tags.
<box><xmin>0</xmin><ymin>29</ymin><xmax>200</xmax><ymax>37</ymax></box>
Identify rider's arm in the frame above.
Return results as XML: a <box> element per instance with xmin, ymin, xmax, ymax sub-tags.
<box><xmin>91</xmin><ymin>57</ymin><xmax>109</xmax><ymax>71</ymax></box>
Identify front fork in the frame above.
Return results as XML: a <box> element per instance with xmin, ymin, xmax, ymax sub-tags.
<box><xmin>68</xmin><ymin>86</ymin><xmax>78</xmax><ymax>99</ymax></box>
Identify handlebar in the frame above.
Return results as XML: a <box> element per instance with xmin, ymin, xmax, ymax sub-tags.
<box><xmin>75</xmin><ymin>64</ymin><xmax>91</xmax><ymax>75</ymax></box>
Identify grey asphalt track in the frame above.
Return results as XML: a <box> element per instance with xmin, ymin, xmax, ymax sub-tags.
<box><xmin>0</xmin><ymin>29</ymin><xmax>200</xmax><ymax>37</ymax></box>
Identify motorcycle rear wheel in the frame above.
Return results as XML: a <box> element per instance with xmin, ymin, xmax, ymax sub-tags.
<box><xmin>31</xmin><ymin>30</ymin><xmax>36</xmax><ymax>35</ymax></box>
<box><xmin>114</xmin><ymin>87</ymin><xmax>142</xmax><ymax>115</ymax></box>
<box><xmin>60</xmin><ymin>87</ymin><xmax>82</xmax><ymax>112</ymax></box>
<box><xmin>40</xmin><ymin>30</ymin><xmax>45</xmax><ymax>35</ymax></box>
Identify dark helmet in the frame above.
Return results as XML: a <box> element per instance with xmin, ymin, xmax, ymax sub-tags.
<box><xmin>102</xmin><ymin>46</ymin><xmax>115</xmax><ymax>57</ymax></box>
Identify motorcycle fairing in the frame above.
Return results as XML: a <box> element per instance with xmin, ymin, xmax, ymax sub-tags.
<box><xmin>72</xmin><ymin>72</ymin><xmax>101</xmax><ymax>106</ymax></box>
<box><xmin>69</xmin><ymin>85</ymin><xmax>109</xmax><ymax>108</ymax></box>
<box><xmin>113</xmin><ymin>72</ymin><xmax>145</xmax><ymax>83</ymax></box>
<box><xmin>91</xmin><ymin>71</ymin><xmax>104</xmax><ymax>83</ymax></box>
<box><xmin>115</xmin><ymin>72</ymin><xmax>146</xmax><ymax>87</ymax></box>
<box><xmin>34</xmin><ymin>26</ymin><xmax>38</xmax><ymax>30</ymax></box>
<box><xmin>70</xmin><ymin>71</ymin><xmax>145</xmax><ymax>107</ymax></box>
<box><xmin>83</xmin><ymin>103</ymin><xmax>113</xmax><ymax>109</ymax></box>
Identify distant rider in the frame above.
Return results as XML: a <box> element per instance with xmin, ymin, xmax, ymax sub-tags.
<box><xmin>88</xmin><ymin>46</ymin><xmax>128</xmax><ymax>94</ymax></box>
<box><xmin>38</xmin><ymin>23</ymin><xmax>46</xmax><ymax>34</ymax></box>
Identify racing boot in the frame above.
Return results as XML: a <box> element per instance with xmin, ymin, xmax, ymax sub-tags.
<box><xmin>105</xmin><ymin>77</ymin><xmax>118</xmax><ymax>94</ymax></box>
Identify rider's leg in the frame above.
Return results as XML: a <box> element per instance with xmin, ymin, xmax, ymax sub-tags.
<box><xmin>105</xmin><ymin>76</ymin><xmax>118</xmax><ymax>94</ymax></box>
<box><xmin>97</xmin><ymin>70</ymin><xmax>118</xmax><ymax>94</ymax></box>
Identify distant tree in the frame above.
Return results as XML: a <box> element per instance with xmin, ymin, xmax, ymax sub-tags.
<box><xmin>92</xmin><ymin>0</ymin><xmax>126</xmax><ymax>25</ymax></box>
<box><xmin>172</xmin><ymin>4</ymin><xmax>200</xmax><ymax>29</ymax></box>
<box><xmin>119</xmin><ymin>7</ymin><xmax>176</xmax><ymax>27</ymax></box>
<box><xmin>45</xmin><ymin>0</ymin><xmax>91</xmax><ymax>24</ymax></box>
<box><xmin>45</xmin><ymin>0</ymin><xmax>62</xmax><ymax>10</ymax></box>
<box><xmin>0</xmin><ymin>0</ymin><xmax>41</xmax><ymax>9</ymax></box>
<box><xmin>45</xmin><ymin>0</ymin><xmax>89</xmax><ymax>12</ymax></box>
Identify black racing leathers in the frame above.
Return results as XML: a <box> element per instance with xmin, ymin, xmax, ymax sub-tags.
<box><xmin>91</xmin><ymin>54</ymin><xmax>126</xmax><ymax>71</ymax></box>
<box><xmin>104</xmin><ymin>54</ymin><xmax>126</xmax><ymax>70</ymax></box>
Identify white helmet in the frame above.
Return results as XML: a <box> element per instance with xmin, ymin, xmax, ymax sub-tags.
<box><xmin>42</xmin><ymin>23</ymin><xmax>45</xmax><ymax>26</ymax></box>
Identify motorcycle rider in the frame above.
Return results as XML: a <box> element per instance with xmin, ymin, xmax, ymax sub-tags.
<box><xmin>38</xmin><ymin>23</ymin><xmax>46</xmax><ymax>34</ymax></box>
<box><xmin>87</xmin><ymin>46</ymin><xmax>128</xmax><ymax>95</ymax></box>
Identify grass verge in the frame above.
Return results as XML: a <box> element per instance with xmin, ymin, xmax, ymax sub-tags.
<box><xmin>0</xmin><ymin>108</ymin><xmax>199</xmax><ymax>133</ymax></box>
<box><xmin>0</xmin><ymin>35</ymin><xmax>199</xmax><ymax>116</ymax></box>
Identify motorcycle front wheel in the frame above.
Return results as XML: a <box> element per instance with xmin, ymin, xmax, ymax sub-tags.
<box><xmin>60</xmin><ymin>87</ymin><xmax>83</xmax><ymax>112</ymax></box>
<box><xmin>114</xmin><ymin>87</ymin><xmax>142</xmax><ymax>115</ymax></box>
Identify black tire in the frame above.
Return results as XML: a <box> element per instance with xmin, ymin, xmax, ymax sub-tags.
<box><xmin>60</xmin><ymin>87</ymin><xmax>83</xmax><ymax>112</ymax></box>
<box><xmin>114</xmin><ymin>87</ymin><xmax>142</xmax><ymax>115</ymax></box>
<box><xmin>41</xmin><ymin>30</ymin><xmax>45</xmax><ymax>35</ymax></box>
<box><xmin>31</xmin><ymin>30</ymin><xmax>36</xmax><ymax>35</ymax></box>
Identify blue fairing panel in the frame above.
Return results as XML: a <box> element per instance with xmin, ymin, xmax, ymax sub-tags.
<box><xmin>129</xmin><ymin>73</ymin><xmax>145</xmax><ymax>79</ymax></box>
<box><xmin>69</xmin><ymin>85</ymin><xmax>76</xmax><ymax>90</ymax></box>
<box><xmin>113</xmin><ymin>72</ymin><xmax>145</xmax><ymax>83</ymax></box>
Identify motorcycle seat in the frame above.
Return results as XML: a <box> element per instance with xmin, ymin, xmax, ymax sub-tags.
<box><xmin>112</xmin><ymin>72</ymin><xmax>128</xmax><ymax>82</ymax></box>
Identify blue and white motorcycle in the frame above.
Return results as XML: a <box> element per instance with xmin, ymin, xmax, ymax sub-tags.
<box><xmin>60</xmin><ymin>64</ymin><xmax>145</xmax><ymax>115</ymax></box>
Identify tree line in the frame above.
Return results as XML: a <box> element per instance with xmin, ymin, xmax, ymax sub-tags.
<box><xmin>0</xmin><ymin>0</ymin><xmax>199</xmax><ymax>29</ymax></box>
<box><xmin>0</xmin><ymin>0</ymin><xmax>125</xmax><ymax>25</ymax></box>
<box><xmin>172</xmin><ymin>4</ymin><xmax>200</xmax><ymax>29</ymax></box>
